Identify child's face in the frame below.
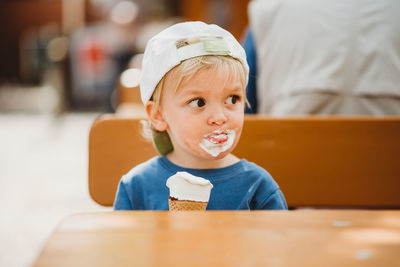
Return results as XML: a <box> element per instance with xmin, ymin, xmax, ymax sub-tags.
<box><xmin>160</xmin><ymin>64</ymin><xmax>245</xmax><ymax>163</ymax></box>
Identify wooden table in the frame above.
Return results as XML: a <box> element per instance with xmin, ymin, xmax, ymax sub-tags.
<box><xmin>34</xmin><ymin>210</ymin><xmax>400</xmax><ymax>267</ymax></box>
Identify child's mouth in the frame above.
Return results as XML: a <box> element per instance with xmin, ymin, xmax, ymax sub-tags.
<box><xmin>200</xmin><ymin>129</ymin><xmax>236</xmax><ymax>157</ymax></box>
<box><xmin>206</xmin><ymin>131</ymin><xmax>229</xmax><ymax>144</ymax></box>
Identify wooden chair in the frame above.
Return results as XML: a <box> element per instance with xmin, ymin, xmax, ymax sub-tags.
<box><xmin>89</xmin><ymin>115</ymin><xmax>400</xmax><ymax>208</ymax></box>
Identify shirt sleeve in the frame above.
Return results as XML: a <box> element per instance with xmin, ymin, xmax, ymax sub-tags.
<box><xmin>243</xmin><ymin>29</ymin><xmax>258</xmax><ymax>114</ymax></box>
<box><xmin>259</xmin><ymin>189</ymin><xmax>288</xmax><ymax>210</ymax></box>
<box><xmin>113</xmin><ymin>179</ymin><xmax>133</xmax><ymax>210</ymax></box>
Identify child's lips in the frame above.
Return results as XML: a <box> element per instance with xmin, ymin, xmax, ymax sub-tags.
<box><xmin>200</xmin><ymin>129</ymin><xmax>236</xmax><ymax>157</ymax></box>
<box><xmin>208</xmin><ymin>134</ymin><xmax>228</xmax><ymax>144</ymax></box>
<box><xmin>204</xmin><ymin>131</ymin><xmax>229</xmax><ymax>144</ymax></box>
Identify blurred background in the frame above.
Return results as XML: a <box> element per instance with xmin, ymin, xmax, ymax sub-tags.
<box><xmin>0</xmin><ymin>0</ymin><xmax>251</xmax><ymax>266</ymax></box>
<box><xmin>0</xmin><ymin>0</ymin><xmax>250</xmax><ymax>113</ymax></box>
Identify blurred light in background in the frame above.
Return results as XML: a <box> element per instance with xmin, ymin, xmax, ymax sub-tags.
<box><xmin>120</xmin><ymin>68</ymin><xmax>141</xmax><ymax>88</ymax></box>
<box><xmin>110</xmin><ymin>1</ymin><xmax>138</xmax><ymax>25</ymax></box>
<box><xmin>47</xmin><ymin>36</ymin><xmax>69</xmax><ymax>62</ymax></box>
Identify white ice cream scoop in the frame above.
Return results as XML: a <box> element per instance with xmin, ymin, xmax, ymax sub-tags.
<box><xmin>166</xmin><ymin>171</ymin><xmax>213</xmax><ymax>202</ymax></box>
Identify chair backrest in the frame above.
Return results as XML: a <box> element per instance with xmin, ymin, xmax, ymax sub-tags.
<box><xmin>89</xmin><ymin>115</ymin><xmax>400</xmax><ymax>208</ymax></box>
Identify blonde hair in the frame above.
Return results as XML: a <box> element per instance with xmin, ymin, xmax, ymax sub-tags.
<box><xmin>143</xmin><ymin>55</ymin><xmax>247</xmax><ymax>153</ymax></box>
<box><xmin>152</xmin><ymin>55</ymin><xmax>247</xmax><ymax>109</ymax></box>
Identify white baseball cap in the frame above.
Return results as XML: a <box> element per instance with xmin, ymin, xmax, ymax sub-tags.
<box><xmin>139</xmin><ymin>21</ymin><xmax>249</xmax><ymax>105</ymax></box>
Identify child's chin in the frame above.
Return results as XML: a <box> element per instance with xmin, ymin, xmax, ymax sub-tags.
<box><xmin>203</xmin><ymin>150</ymin><xmax>230</xmax><ymax>160</ymax></box>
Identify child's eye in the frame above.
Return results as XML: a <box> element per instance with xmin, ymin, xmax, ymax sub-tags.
<box><xmin>225</xmin><ymin>95</ymin><xmax>240</xmax><ymax>105</ymax></box>
<box><xmin>189</xmin><ymin>98</ymin><xmax>206</xmax><ymax>108</ymax></box>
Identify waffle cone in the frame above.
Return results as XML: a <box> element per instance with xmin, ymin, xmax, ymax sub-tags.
<box><xmin>168</xmin><ymin>199</ymin><xmax>208</xmax><ymax>211</ymax></box>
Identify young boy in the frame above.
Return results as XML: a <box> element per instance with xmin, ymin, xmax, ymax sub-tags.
<box><xmin>114</xmin><ymin>21</ymin><xmax>287</xmax><ymax>210</ymax></box>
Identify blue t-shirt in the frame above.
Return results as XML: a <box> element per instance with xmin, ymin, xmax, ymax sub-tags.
<box><xmin>114</xmin><ymin>156</ymin><xmax>287</xmax><ymax>210</ymax></box>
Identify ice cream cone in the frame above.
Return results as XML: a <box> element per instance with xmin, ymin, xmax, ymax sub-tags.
<box><xmin>166</xmin><ymin>171</ymin><xmax>213</xmax><ymax>211</ymax></box>
<box><xmin>168</xmin><ymin>198</ymin><xmax>208</xmax><ymax>211</ymax></box>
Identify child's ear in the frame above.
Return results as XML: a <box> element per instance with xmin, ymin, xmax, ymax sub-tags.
<box><xmin>146</xmin><ymin>101</ymin><xmax>168</xmax><ymax>131</ymax></box>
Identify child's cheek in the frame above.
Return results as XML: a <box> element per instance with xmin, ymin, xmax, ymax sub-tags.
<box><xmin>182</xmin><ymin>131</ymin><xmax>202</xmax><ymax>149</ymax></box>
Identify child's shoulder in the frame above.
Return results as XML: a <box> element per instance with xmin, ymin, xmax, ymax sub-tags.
<box><xmin>121</xmin><ymin>156</ymin><xmax>164</xmax><ymax>183</ymax></box>
<box><xmin>239</xmin><ymin>159</ymin><xmax>280</xmax><ymax>192</ymax></box>
<box><xmin>240</xmin><ymin>159</ymin><xmax>272</xmax><ymax>177</ymax></box>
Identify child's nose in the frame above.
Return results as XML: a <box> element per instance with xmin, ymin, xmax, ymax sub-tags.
<box><xmin>207</xmin><ymin>105</ymin><xmax>227</xmax><ymax>126</ymax></box>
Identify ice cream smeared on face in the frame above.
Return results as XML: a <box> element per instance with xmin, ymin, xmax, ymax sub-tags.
<box><xmin>166</xmin><ymin>171</ymin><xmax>213</xmax><ymax>202</ymax></box>
<box><xmin>200</xmin><ymin>129</ymin><xmax>236</xmax><ymax>157</ymax></box>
